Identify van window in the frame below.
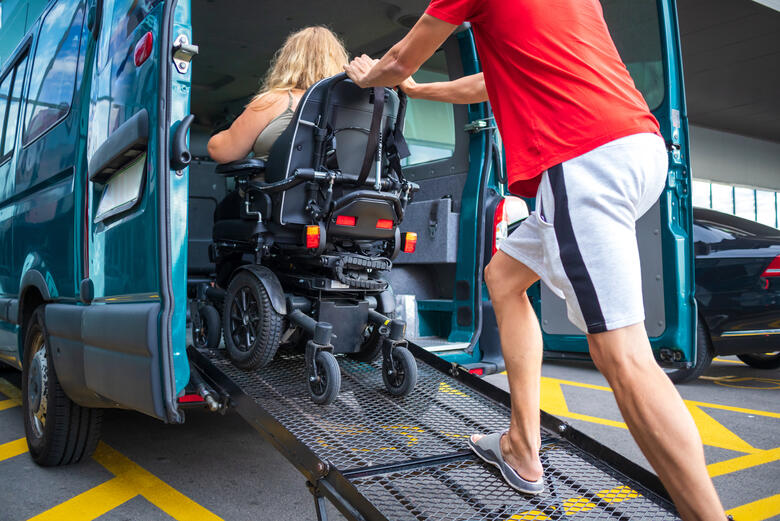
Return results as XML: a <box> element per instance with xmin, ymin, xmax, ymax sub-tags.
<box><xmin>601</xmin><ymin>0</ymin><xmax>665</xmax><ymax>110</ymax></box>
<box><xmin>23</xmin><ymin>0</ymin><xmax>84</xmax><ymax>147</ymax></box>
<box><xmin>401</xmin><ymin>52</ymin><xmax>456</xmax><ymax>168</ymax></box>
<box><xmin>4</xmin><ymin>54</ymin><xmax>29</xmax><ymax>157</ymax></box>
<box><xmin>0</xmin><ymin>74</ymin><xmax>11</xmax><ymax>159</ymax></box>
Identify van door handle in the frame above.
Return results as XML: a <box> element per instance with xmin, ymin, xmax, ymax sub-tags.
<box><xmin>170</xmin><ymin>114</ymin><xmax>195</xmax><ymax>171</ymax></box>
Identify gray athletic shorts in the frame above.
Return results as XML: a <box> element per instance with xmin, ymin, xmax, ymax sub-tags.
<box><xmin>499</xmin><ymin>133</ymin><xmax>668</xmax><ymax>334</ymax></box>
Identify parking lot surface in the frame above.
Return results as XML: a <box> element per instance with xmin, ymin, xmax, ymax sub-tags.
<box><xmin>1</xmin><ymin>355</ymin><xmax>778</xmax><ymax>520</ymax></box>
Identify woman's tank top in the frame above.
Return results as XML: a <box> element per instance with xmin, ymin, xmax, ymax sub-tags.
<box><xmin>252</xmin><ymin>91</ymin><xmax>295</xmax><ymax>160</ymax></box>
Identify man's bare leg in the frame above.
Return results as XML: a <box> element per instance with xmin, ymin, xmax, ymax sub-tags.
<box><xmin>475</xmin><ymin>251</ymin><xmax>544</xmax><ymax>481</ymax></box>
<box><xmin>588</xmin><ymin>324</ymin><xmax>724</xmax><ymax>520</ymax></box>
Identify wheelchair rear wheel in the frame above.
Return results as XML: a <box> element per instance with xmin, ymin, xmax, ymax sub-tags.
<box><xmin>223</xmin><ymin>272</ymin><xmax>283</xmax><ymax>370</ymax></box>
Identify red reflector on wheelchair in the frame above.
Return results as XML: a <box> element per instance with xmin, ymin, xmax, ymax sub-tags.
<box><xmin>335</xmin><ymin>215</ymin><xmax>357</xmax><ymax>226</ymax></box>
<box><xmin>305</xmin><ymin>225</ymin><xmax>321</xmax><ymax>248</ymax></box>
<box><xmin>376</xmin><ymin>219</ymin><xmax>393</xmax><ymax>229</ymax></box>
<box><xmin>401</xmin><ymin>232</ymin><xmax>417</xmax><ymax>253</ymax></box>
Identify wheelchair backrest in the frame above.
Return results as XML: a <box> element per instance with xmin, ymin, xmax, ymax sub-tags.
<box><xmin>264</xmin><ymin>74</ymin><xmax>402</xmax><ymax>226</ymax></box>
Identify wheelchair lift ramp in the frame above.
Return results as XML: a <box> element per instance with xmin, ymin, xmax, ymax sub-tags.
<box><xmin>189</xmin><ymin>344</ymin><xmax>680</xmax><ymax>520</ymax></box>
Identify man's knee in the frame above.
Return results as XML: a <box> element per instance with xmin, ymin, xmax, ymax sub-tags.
<box><xmin>588</xmin><ymin>325</ymin><xmax>658</xmax><ymax>382</ymax></box>
<box><xmin>484</xmin><ymin>253</ymin><xmax>540</xmax><ymax>308</ymax></box>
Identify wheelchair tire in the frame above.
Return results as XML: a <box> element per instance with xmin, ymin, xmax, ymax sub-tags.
<box><xmin>223</xmin><ymin>272</ymin><xmax>283</xmax><ymax>370</ymax></box>
<box><xmin>382</xmin><ymin>346</ymin><xmax>417</xmax><ymax>397</ymax></box>
<box><xmin>308</xmin><ymin>351</ymin><xmax>341</xmax><ymax>405</ymax></box>
<box><xmin>193</xmin><ymin>305</ymin><xmax>221</xmax><ymax>350</ymax></box>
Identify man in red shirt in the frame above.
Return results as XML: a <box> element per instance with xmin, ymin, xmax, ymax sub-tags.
<box><xmin>344</xmin><ymin>1</ymin><xmax>724</xmax><ymax>518</ymax></box>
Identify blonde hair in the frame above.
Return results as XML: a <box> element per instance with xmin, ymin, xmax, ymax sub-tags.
<box><xmin>251</xmin><ymin>26</ymin><xmax>349</xmax><ymax>108</ymax></box>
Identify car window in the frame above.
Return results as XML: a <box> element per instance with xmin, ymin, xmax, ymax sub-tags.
<box><xmin>23</xmin><ymin>0</ymin><xmax>84</xmax><ymax>147</ymax></box>
<box><xmin>695</xmin><ymin>211</ymin><xmax>780</xmax><ymax>240</ymax></box>
<box><xmin>401</xmin><ymin>51</ymin><xmax>456</xmax><ymax>168</ymax></box>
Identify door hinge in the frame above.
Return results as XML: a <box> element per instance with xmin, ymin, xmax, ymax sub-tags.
<box><xmin>464</xmin><ymin>118</ymin><xmax>496</xmax><ymax>134</ymax></box>
<box><xmin>172</xmin><ymin>34</ymin><xmax>198</xmax><ymax>74</ymax></box>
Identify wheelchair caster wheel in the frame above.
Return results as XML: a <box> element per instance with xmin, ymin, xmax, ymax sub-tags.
<box><xmin>308</xmin><ymin>351</ymin><xmax>341</xmax><ymax>405</ymax></box>
<box><xmin>382</xmin><ymin>346</ymin><xmax>417</xmax><ymax>397</ymax></box>
<box><xmin>193</xmin><ymin>304</ymin><xmax>221</xmax><ymax>350</ymax></box>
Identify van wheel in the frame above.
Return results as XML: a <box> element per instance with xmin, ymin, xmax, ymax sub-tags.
<box><xmin>223</xmin><ymin>272</ymin><xmax>283</xmax><ymax>370</ymax></box>
<box><xmin>665</xmin><ymin>316</ymin><xmax>713</xmax><ymax>384</ymax></box>
<box><xmin>737</xmin><ymin>352</ymin><xmax>780</xmax><ymax>369</ymax></box>
<box><xmin>22</xmin><ymin>307</ymin><xmax>102</xmax><ymax>466</ymax></box>
<box><xmin>193</xmin><ymin>305</ymin><xmax>221</xmax><ymax>350</ymax></box>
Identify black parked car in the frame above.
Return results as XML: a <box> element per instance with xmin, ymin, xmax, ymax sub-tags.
<box><xmin>668</xmin><ymin>208</ymin><xmax>780</xmax><ymax>383</ymax></box>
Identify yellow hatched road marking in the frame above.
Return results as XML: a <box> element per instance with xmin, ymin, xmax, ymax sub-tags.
<box><xmin>28</xmin><ymin>477</ymin><xmax>137</xmax><ymax>521</ymax></box>
<box><xmin>726</xmin><ymin>494</ymin><xmax>780</xmax><ymax>521</ymax></box>
<box><xmin>0</xmin><ymin>398</ymin><xmax>18</xmax><ymax>411</ymax></box>
<box><xmin>25</xmin><ymin>442</ymin><xmax>223</xmax><ymax>520</ymax></box>
<box><xmin>508</xmin><ymin>510</ymin><xmax>550</xmax><ymax>520</ymax></box>
<box><xmin>0</xmin><ymin>437</ymin><xmax>28</xmax><ymax>462</ymax></box>
<box><xmin>0</xmin><ymin>377</ymin><xmax>22</xmax><ymax>402</ymax></box>
<box><xmin>707</xmin><ymin>447</ymin><xmax>780</xmax><ymax>478</ymax></box>
<box><xmin>538</xmin><ymin>376</ymin><xmax>780</xmax><ymax>479</ymax></box>
<box><xmin>712</xmin><ymin>357</ymin><xmax>744</xmax><ymax>365</ymax></box>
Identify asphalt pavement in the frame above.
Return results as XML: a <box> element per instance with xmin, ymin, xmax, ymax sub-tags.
<box><xmin>0</xmin><ymin>355</ymin><xmax>778</xmax><ymax>520</ymax></box>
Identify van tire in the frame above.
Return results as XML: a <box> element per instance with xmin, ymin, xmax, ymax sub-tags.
<box><xmin>22</xmin><ymin>307</ymin><xmax>102</xmax><ymax>466</ymax></box>
<box><xmin>665</xmin><ymin>316</ymin><xmax>713</xmax><ymax>384</ymax></box>
<box><xmin>223</xmin><ymin>272</ymin><xmax>283</xmax><ymax>370</ymax></box>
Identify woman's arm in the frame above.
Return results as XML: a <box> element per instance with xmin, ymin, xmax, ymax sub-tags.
<box><xmin>400</xmin><ymin>72</ymin><xmax>488</xmax><ymax>104</ymax></box>
<box><xmin>207</xmin><ymin>92</ymin><xmax>289</xmax><ymax>164</ymax></box>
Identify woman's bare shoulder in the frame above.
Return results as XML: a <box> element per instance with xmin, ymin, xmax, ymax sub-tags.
<box><xmin>248</xmin><ymin>90</ymin><xmax>290</xmax><ymax>112</ymax></box>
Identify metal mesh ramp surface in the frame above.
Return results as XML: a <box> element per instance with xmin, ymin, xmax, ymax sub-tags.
<box><xmin>195</xmin><ymin>347</ymin><xmax>679</xmax><ymax>520</ymax></box>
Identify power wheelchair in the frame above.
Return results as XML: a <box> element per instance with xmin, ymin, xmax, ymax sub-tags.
<box><xmin>191</xmin><ymin>73</ymin><xmax>420</xmax><ymax>404</ymax></box>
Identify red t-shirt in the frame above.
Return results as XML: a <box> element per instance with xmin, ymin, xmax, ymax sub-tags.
<box><xmin>425</xmin><ymin>0</ymin><xmax>661</xmax><ymax>197</ymax></box>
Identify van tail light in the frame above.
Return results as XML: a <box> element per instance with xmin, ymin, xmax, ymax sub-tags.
<box><xmin>305</xmin><ymin>225</ymin><xmax>321</xmax><ymax>248</ymax></box>
<box><xmin>335</xmin><ymin>215</ymin><xmax>356</xmax><ymax>227</ymax></box>
<box><xmin>468</xmin><ymin>367</ymin><xmax>484</xmax><ymax>376</ymax></box>
<box><xmin>761</xmin><ymin>256</ymin><xmax>780</xmax><ymax>278</ymax></box>
<box><xmin>134</xmin><ymin>32</ymin><xmax>154</xmax><ymax>67</ymax></box>
<box><xmin>493</xmin><ymin>198</ymin><xmax>508</xmax><ymax>256</ymax></box>
<box><xmin>178</xmin><ymin>394</ymin><xmax>204</xmax><ymax>403</ymax></box>
<box><xmin>376</xmin><ymin>219</ymin><xmax>394</xmax><ymax>230</ymax></box>
<box><xmin>401</xmin><ymin>232</ymin><xmax>417</xmax><ymax>253</ymax></box>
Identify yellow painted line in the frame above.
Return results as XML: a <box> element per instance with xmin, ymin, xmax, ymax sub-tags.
<box><xmin>726</xmin><ymin>494</ymin><xmax>780</xmax><ymax>521</ymax></box>
<box><xmin>0</xmin><ymin>398</ymin><xmax>18</xmax><ymax>411</ymax></box>
<box><xmin>686</xmin><ymin>403</ymin><xmax>759</xmax><ymax>454</ymax></box>
<box><xmin>508</xmin><ymin>511</ymin><xmax>550</xmax><ymax>520</ymax></box>
<box><xmin>92</xmin><ymin>442</ymin><xmax>223</xmax><ymax>521</ymax></box>
<box><xmin>0</xmin><ymin>438</ymin><xmax>28</xmax><ymax>462</ymax></box>
<box><xmin>27</xmin><ymin>477</ymin><xmax>137</xmax><ymax>521</ymax></box>
<box><xmin>708</xmin><ymin>447</ymin><xmax>780</xmax><ymax>478</ymax></box>
<box><xmin>0</xmin><ymin>377</ymin><xmax>22</xmax><ymax>402</ymax></box>
<box><xmin>712</xmin><ymin>357</ymin><xmax>744</xmax><ymax>365</ymax></box>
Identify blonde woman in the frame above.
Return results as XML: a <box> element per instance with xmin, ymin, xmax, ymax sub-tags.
<box><xmin>208</xmin><ymin>26</ymin><xmax>349</xmax><ymax>165</ymax></box>
<box><xmin>208</xmin><ymin>26</ymin><xmax>348</xmax><ymax>226</ymax></box>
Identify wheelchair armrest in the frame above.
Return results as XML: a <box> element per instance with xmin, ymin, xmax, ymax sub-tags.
<box><xmin>215</xmin><ymin>158</ymin><xmax>266</xmax><ymax>178</ymax></box>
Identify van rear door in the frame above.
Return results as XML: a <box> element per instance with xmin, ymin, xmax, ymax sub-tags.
<box><xmin>77</xmin><ymin>0</ymin><xmax>192</xmax><ymax>421</ymax></box>
<box><xmin>538</xmin><ymin>0</ymin><xmax>696</xmax><ymax>364</ymax></box>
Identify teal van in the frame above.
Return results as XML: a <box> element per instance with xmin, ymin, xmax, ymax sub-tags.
<box><xmin>0</xmin><ymin>0</ymin><xmax>694</xmax><ymax>465</ymax></box>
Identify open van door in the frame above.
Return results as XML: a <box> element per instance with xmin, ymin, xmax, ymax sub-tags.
<box><xmin>536</xmin><ymin>0</ymin><xmax>696</xmax><ymax>366</ymax></box>
<box><xmin>51</xmin><ymin>0</ymin><xmax>192</xmax><ymax>422</ymax></box>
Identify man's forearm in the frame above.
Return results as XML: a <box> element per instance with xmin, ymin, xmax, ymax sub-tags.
<box><xmin>405</xmin><ymin>73</ymin><xmax>488</xmax><ymax>104</ymax></box>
